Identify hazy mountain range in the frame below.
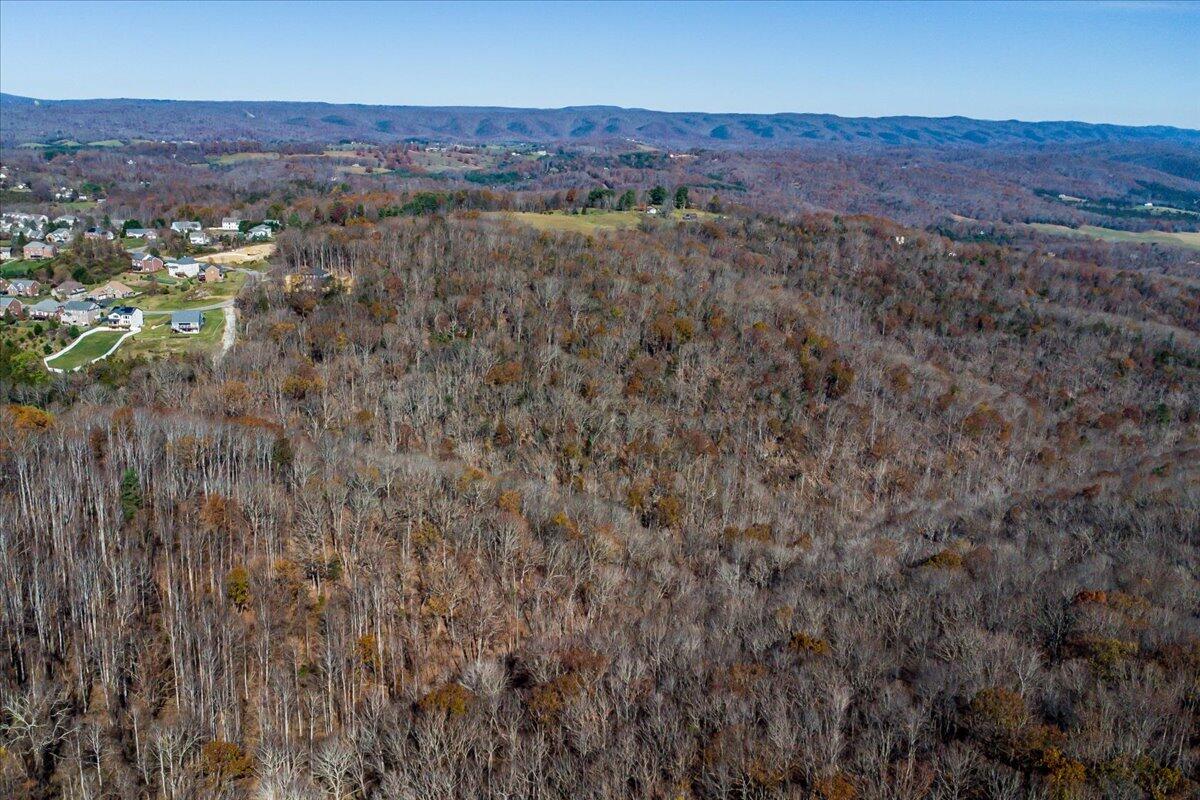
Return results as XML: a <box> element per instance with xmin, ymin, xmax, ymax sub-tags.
<box><xmin>3</xmin><ymin>92</ymin><xmax>1198</xmax><ymax>149</ymax></box>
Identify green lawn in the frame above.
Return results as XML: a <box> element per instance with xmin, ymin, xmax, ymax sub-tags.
<box><xmin>1028</xmin><ymin>223</ymin><xmax>1200</xmax><ymax>251</ymax></box>
<box><xmin>2</xmin><ymin>260</ymin><xmax>39</xmax><ymax>278</ymax></box>
<box><xmin>46</xmin><ymin>329</ymin><xmax>128</xmax><ymax>371</ymax></box>
<box><xmin>124</xmin><ymin>311</ymin><xmax>225</xmax><ymax>359</ymax></box>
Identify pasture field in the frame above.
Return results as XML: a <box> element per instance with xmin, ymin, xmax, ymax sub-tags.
<box><xmin>1028</xmin><ymin>223</ymin><xmax>1200</xmax><ymax>250</ymax></box>
<box><xmin>209</xmin><ymin>152</ymin><xmax>280</xmax><ymax>165</ymax></box>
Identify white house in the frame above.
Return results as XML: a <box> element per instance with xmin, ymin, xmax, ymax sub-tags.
<box><xmin>166</xmin><ymin>256</ymin><xmax>202</xmax><ymax>278</ymax></box>
<box><xmin>246</xmin><ymin>224</ymin><xmax>273</xmax><ymax>241</ymax></box>
<box><xmin>221</xmin><ymin>217</ymin><xmax>242</xmax><ymax>231</ymax></box>
<box><xmin>46</xmin><ymin>227</ymin><xmax>75</xmax><ymax>245</ymax></box>
<box><xmin>106</xmin><ymin>305</ymin><xmax>144</xmax><ymax>329</ymax></box>
<box><xmin>171</xmin><ymin>220</ymin><xmax>202</xmax><ymax>233</ymax></box>
<box><xmin>188</xmin><ymin>230</ymin><xmax>213</xmax><ymax>246</ymax></box>
<box><xmin>125</xmin><ymin>228</ymin><xmax>159</xmax><ymax>240</ymax></box>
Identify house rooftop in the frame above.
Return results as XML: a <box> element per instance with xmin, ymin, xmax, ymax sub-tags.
<box><xmin>171</xmin><ymin>310</ymin><xmax>204</xmax><ymax>326</ymax></box>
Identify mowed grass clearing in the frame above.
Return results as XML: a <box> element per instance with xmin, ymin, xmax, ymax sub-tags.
<box><xmin>1028</xmin><ymin>223</ymin><xmax>1200</xmax><ymax>251</ymax></box>
<box><xmin>123</xmin><ymin>312</ymin><xmax>224</xmax><ymax>359</ymax></box>
<box><xmin>46</xmin><ymin>330</ymin><xmax>128</xmax><ymax>371</ymax></box>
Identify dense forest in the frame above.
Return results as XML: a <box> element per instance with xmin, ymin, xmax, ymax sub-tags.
<box><xmin>2</xmin><ymin>202</ymin><xmax>1198</xmax><ymax>798</ymax></box>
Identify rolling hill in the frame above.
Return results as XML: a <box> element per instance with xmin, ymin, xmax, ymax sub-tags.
<box><xmin>3</xmin><ymin>92</ymin><xmax>1198</xmax><ymax>149</ymax></box>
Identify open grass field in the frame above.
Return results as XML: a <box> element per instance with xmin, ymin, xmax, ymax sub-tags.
<box><xmin>335</xmin><ymin>163</ymin><xmax>392</xmax><ymax>175</ymax></box>
<box><xmin>209</xmin><ymin>152</ymin><xmax>281</xmax><ymax>165</ymax></box>
<box><xmin>408</xmin><ymin>150</ymin><xmax>491</xmax><ymax>173</ymax></box>
<box><xmin>486</xmin><ymin>209</ymin><xmax>721</xmax><ymax>234</ymax></box>
<box><xmin>45</xmin><ymin>329</ymin><xmax>128</xmax><ymax>371</ymax></box>
<box><xmin>123</xmin><ymin>312</ymin><xmax>224</xmax><ymax>359</ymax></box>
<box><xmin>1028</xmin><ymin>223</ymin><xmax>1200</xmax><ymax>250</ymax></box>
<box><xmin>136</xmin><ymin>272</ymin><xmax>246</xmax><ymax>312</ymax></box>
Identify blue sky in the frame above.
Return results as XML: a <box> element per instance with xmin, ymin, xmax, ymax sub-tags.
<box><xmin>1</xmin><ymin>0</ymin><xmax>1197</xmax><ymax>127</ymax></box>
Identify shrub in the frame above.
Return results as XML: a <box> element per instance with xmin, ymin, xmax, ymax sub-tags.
<box><xmin>7</xmin><ymin>404</ymin><xmax>54</xmax><ymax>431</ymax></box>
<box><xmin>825</xmin><ymin>358</ymin><xmax>855</xmax><ymax>399</ymax></box>
<box><xmin>225</xmin><ymin>566</ymin><xmax>250</xmax><ymax>609</ymax></box>
<box><xmin>789</xmin><ymin>632</ymin><xmax>832</xmax><ymax>657</ymax></box>
<box><xmin>201</xmin><ymin>740</ymin><xmax>252</xmax><ymax>784</ymax></box>
<box><xmin>918</xmin><ymin>548</ymin><xmax>964</xmax><ymax>570</ymax></box>
<box><xmin>485</xmin><ymin>360</ymin><xmax>522</xmax><ymax>386</ymax></box>
<box><xmin>496</xmin><ymin>490</ymin><xmax>522</xmax><ymax>514</ymax></box>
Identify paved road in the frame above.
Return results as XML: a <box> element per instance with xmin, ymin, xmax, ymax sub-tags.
<box><xmin>142</xmin><ymin>299</ymin><xmax>235</xmax><ymax>316</ymax></box>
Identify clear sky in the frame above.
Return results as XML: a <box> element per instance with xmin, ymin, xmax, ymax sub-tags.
<box><xmin>1</xmin><ymin>0</ymin><xmax>1197</xmax><ymax>127</ymax></box>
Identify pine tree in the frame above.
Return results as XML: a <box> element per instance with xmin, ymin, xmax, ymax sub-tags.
<box><xmin>120</xmin><ymin>468</ymin><xmax>142</xmax><ymax>521</ymax></box>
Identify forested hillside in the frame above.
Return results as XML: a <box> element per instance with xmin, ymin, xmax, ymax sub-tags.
<box><xmin>4</xmin><ymin>93</ymin><xmax>1199</xmax><ymax>150</ymax></box>
<box><xmin>2</xmin><ymin>210</ymin><xmax>1197</xmax><ymax>798</ymax></box>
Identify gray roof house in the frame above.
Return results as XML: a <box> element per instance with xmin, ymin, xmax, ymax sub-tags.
<box><xmin>60</xmin><ymin>300</ymin><xmax>102</xmax><ymax>327</ymax></box>
<box><xmin>28</xmin><ymin>299</ymin><xmax>63</xmax><ymax>319</ymax></box>
<box><xmin>170</xmin><ymin>309</ymin><xmax>205</xmax><ymax>333</ymax></box>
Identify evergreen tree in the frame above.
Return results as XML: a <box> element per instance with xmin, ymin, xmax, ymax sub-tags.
<box><xmin>120</xmin><ymin>468</ymin><xmax>142</xmax><ymax>521</ymax></box>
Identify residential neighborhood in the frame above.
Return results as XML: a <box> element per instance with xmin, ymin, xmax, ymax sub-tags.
<box><xmin>3</xmin><ymin>194</ymin><xmax>278</xmax><ymax>371</ymax></box>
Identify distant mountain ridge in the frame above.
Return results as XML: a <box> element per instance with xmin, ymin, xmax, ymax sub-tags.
<box><xmin>2</xmin><ymin>92</ymin><xmax>1198</xmax><ymax>149</ymax></box>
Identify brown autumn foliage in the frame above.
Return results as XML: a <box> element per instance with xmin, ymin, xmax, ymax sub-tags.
<box><xmin>0</xmin><ymin>201</ymin><xmax>1197</xmax><ymax>799</ymax></box>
